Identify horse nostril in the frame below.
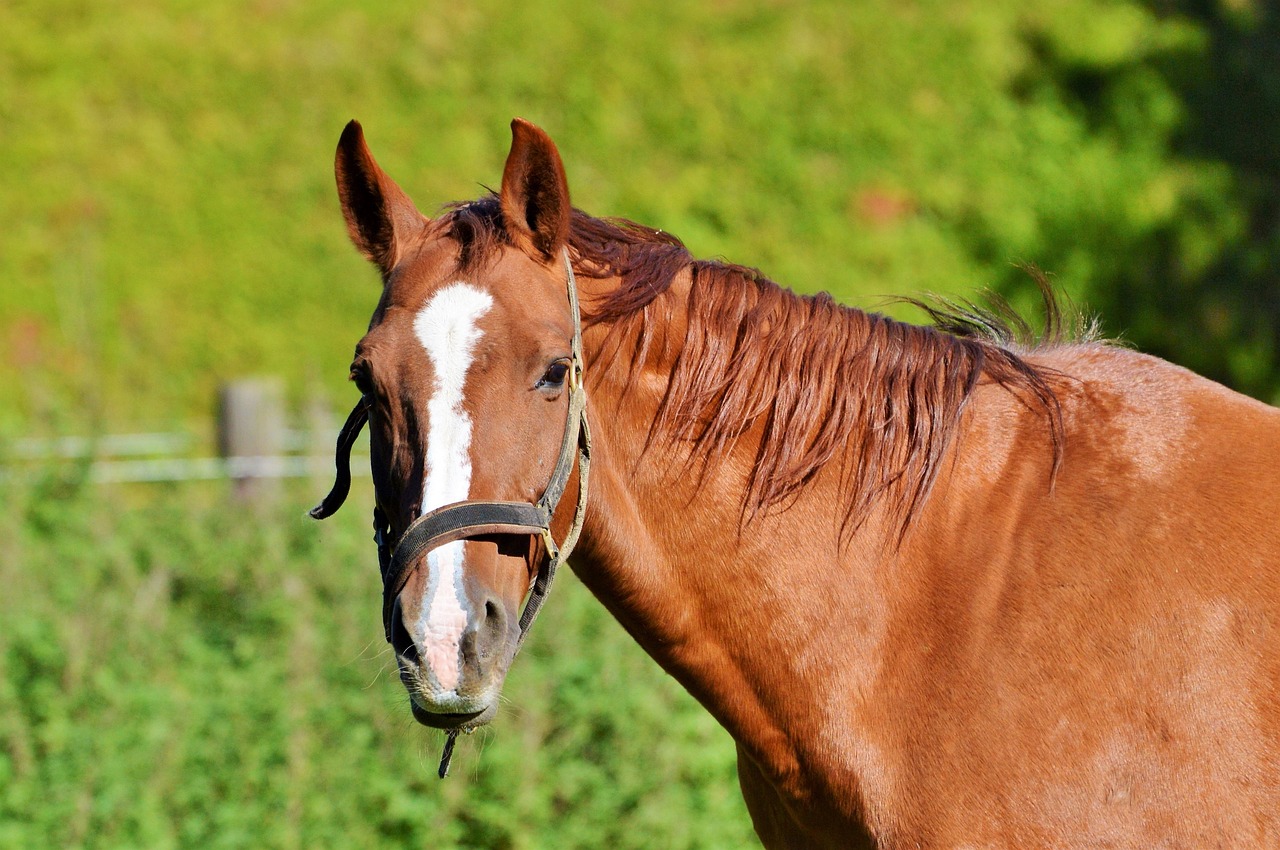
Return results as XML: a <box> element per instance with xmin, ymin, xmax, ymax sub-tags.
<box><xmin>481</xmin><ymin>598</ymin><xmax>506</xmax><ymax>654</ymax></box>
<box><xmin>391</xmin><ymin>599</ymin><xmax>419</xmax><ymax>666</ymax></box>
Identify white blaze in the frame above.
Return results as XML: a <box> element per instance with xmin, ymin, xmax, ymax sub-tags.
<box><xmin>411</xmin><ymin>282</ymin><xmax>493</xmax><ymax>692</ymax></box>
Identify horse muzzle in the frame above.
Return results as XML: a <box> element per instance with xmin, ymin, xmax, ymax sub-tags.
<box><xmin>389</xmin><ymin>583</ymin><xmax>516</xmax><ymax>731</ymax></box>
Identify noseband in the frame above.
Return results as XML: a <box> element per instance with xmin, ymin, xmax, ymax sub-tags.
<box><xmin>310</xmin><ymin>250</ymin><xmax>592</xmax><ymax>773</ymax></box>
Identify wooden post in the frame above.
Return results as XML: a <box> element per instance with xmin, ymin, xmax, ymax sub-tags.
<box><xmin>217</xmin><ymin>378</ymin><xmax>285</xmax><ymax>504</ymax></box>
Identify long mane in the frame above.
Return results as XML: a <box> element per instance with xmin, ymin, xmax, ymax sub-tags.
<box><xmin>445</xmin><ymin>197</ymin><xmax>1075</xmax><ymax>538</ymax></box>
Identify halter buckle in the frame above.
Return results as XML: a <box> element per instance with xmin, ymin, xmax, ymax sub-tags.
<box><xmin>540</xmin><ymin>526</ymin><xmax>560</xmax><ymax>563</ymax></box>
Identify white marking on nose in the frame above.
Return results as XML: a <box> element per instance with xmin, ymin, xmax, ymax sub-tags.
<box><xmin>411</xmin><ymin>282</ymin><xmax>493</xmax><ymax>692</ymax></box>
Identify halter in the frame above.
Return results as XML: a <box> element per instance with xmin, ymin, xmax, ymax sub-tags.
<box><xmin>310</xmin><ymin>249</ymin><xmax>592</xmax><ymax>775</ymax></box>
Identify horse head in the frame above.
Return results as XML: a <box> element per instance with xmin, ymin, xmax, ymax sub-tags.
<box><xmin>314</xmin><ymin>118</ymin><xmax>588</xmax><ymax>736</ymax></box>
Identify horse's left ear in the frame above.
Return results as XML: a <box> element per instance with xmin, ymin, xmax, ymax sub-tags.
<box><xmin>500</xmin><ymin>118</ymin><xmax>571</xmax><ymax>260</ymax></box>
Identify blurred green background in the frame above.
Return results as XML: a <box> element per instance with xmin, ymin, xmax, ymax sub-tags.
<box><xmin>1</xmin><ymin>0</ymin><xmax>1276</xmax><ymax>847</ymax></box>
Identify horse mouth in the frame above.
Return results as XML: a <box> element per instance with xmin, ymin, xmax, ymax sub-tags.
<box><xmin>409</xmin><ymin>697</ymin><xmax>495</xmax><ymax>731</ymax></box>
<box><xmin>394</xmin><ymin>645</ymin><xmax>499</xmax><ymax>730</ymax></box>
<box><xmin>396</xmin><ymin>659</ymin><xmax>499</xmax><ymax>731</ymax></box>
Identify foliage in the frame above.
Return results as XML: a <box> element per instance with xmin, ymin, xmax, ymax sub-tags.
<box><xmin>979</xmin><ymin>0</ymin><xmax>1280</xmax><ymax>399</ymax></box>
<box><xmin>4</xmin><ymin>0</ymin><xmax>1277</xmax><ymax>436</ymax></box>
<box><xmin>0</xmin><ymin>475</ymin><xmax>755</xmax><ymax>849</ymax></box>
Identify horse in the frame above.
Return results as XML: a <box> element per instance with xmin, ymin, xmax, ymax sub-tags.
<box><xmin>312</xmin><ymin>118</ymin><xmax>1280</xmax><ymax>848</ymax></box>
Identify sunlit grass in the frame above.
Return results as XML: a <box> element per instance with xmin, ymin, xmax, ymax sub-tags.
<box><xmin>0</xmin><ymin>473</ymin><xmax>757</xmax><ymax>849</ymax></box>
<box><xmin>0</xmin><ymin>0</ymin><xmax>1208</xmax><ymax>433</ymax></box>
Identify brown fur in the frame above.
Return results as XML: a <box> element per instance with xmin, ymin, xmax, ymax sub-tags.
<box><xmin>333</xmin><ymin>119</ymin><xmax>1280</xmax><ymax>849</ymax></box>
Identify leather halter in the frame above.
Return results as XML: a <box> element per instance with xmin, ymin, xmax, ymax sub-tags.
<box><xmin>311</xmin><ymin>248</ymin><xmax>591</xmax><ymax>657</ymax></box>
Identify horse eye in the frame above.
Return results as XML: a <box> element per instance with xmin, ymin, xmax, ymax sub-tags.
<box><xmin>349</xmin><ymin>364</ymin><xmax>375</xmax><ymax>397</ymax></box>
<box><xmin>538</xmin><ymin>361</ymin><xmax>570</xmax><ymax>389</ymax></box>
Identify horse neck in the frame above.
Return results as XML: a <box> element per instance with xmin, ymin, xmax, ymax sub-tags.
<box><xmin>569</xmin><ymin>270</ymin><xmax>898</xmax><ymax>809</ymax></box>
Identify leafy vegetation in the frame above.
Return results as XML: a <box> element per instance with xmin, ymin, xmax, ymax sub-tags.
<box><xmin>0</xmin><ymin>474</ymin><xmax>755</xmax><ymax>849</ymax></box>
<box><xmin>5</xmin><ymin>0</ymin><xmax>1276</xmax><ymax>435</ymax></box>
<box><xmin>1</xmin><ymin>0</ymin><xmax>1275</xmax><ymax>847</ymax></box>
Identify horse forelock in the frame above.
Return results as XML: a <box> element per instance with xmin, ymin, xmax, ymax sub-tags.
<box><xmin>436</xmin><ymin>196</ymin><xmax>1073</xmax><ymax>539</ymax></box>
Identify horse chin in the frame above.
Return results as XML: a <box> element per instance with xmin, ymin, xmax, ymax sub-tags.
<box><xmin>409</xmin><ymin>697</ymin><xmax>497</xmax><ymax>731</ymax></box>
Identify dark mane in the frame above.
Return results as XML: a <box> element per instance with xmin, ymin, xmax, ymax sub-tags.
<box><xmin>444</xmin><ymin>197</ymin><xmax>1073</xmax><ymax>538</ymax></box>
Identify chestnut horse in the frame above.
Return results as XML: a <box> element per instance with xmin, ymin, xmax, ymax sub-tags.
<box><xmin>314</xmin><ymin>118</ymin><xmax>1280</xmax><ymax>848</ymax></box>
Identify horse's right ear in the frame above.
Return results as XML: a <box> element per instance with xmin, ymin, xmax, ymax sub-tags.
<box><xmin>335</xmin><ymin>120</ymin><xmax>427</xmax><ymax>279</ymax></box>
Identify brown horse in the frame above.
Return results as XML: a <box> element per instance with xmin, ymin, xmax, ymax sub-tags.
<box><xmin>315</xmin><ymin>118</ymin><xmax>1280</xmax><ymax>848</ymax></box>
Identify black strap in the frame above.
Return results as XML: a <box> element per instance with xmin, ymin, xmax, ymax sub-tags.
<box><xmin>309</xmin><ymin>398</ymin><xmax>370</xmax><ymax>520</ymax></box>
<box><xmin>374</xmin><ymin>506</ymin><xmax>392</xmax><ymax>580</ymax></box>
<box><xmin>515</xmin><ymin>406</ymin><xmax>590</xmax><ymax>649</ymax></box>
<box><xmin>537</xmin><ymin>391</ymin><xmax>582</xmax><ymax>509</ymax></box>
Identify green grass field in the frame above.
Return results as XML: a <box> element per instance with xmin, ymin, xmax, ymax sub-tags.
<box><xmin>10</xmin><ymin>0</ymin><xmax>1271</xmax><ymax>435</ymax></box>
<box><xmin>0</xmin><ymin>473</ymin><xmax>756</xmax><ymax>848</ymax></box>
<box><xmin>2</xmin><ymin>0</ymin><xmax>1276</xmax><ymax>847</ymax></box>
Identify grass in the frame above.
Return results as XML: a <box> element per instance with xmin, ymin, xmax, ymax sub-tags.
<box><xmin>0</xmin><ymin>472</ymin><xmax>757</xmax><ymax>849</ymax></box>
<box><xmin>4</xmin><ymin>0</ymin><xmax>1243</xmax><ymax>434</ymax></box>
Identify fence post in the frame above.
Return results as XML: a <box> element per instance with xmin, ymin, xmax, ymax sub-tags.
<box><xmin>217</xmin><ymin>378</ymin><xmax>285</xmax><ymax>504</ymax></box>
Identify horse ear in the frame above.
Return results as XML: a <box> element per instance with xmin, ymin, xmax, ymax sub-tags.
<box><xmin>334</xmin><ymin>120</ymin><xmax>427</xmax><ymax>278</ymax></box>
<box><xmin>500</xmin><ymin>118</ymin><xmax>571</xmax><ymax>260</ymax></box>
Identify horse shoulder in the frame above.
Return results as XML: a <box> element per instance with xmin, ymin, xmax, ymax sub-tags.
<box><xmin>856</xmin><ymin>344</ymin><xmax>1280</xmax><ymax>846</ymax></box>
